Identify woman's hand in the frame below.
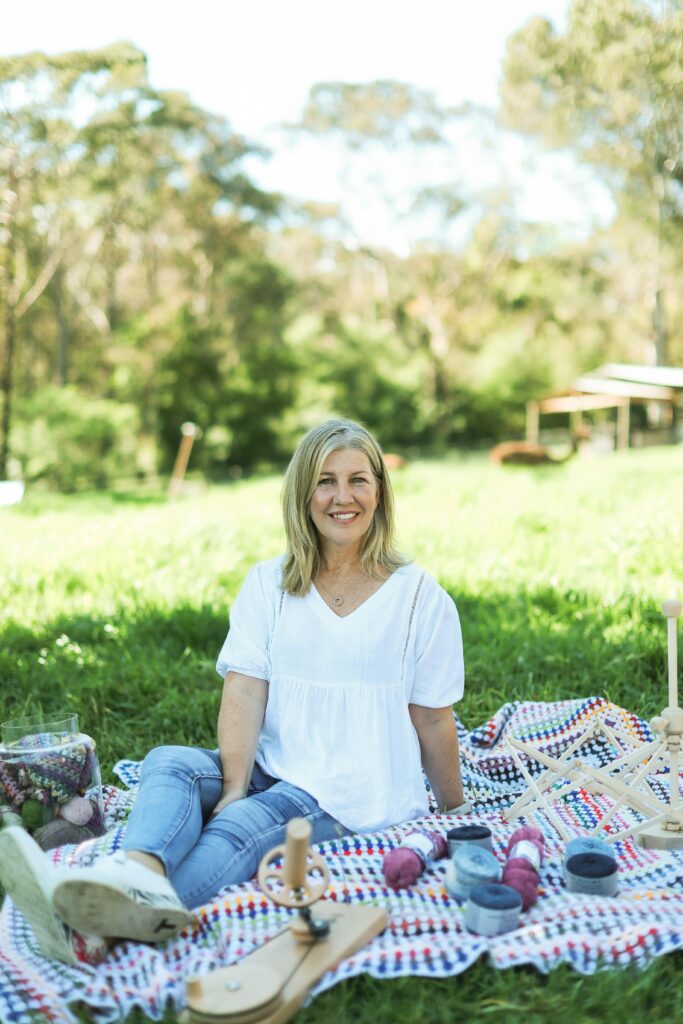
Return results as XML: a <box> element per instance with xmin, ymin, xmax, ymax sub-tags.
<box><xmin>209</xmin><ymin>787</ymin><xmax>246</xmax><ymax>819</ymax></box>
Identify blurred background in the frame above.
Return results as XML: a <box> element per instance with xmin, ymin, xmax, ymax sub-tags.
<box><xmin>1</xmin><ymin>0</ymin><xmax>681</xmax><ymax>491</ymax></box>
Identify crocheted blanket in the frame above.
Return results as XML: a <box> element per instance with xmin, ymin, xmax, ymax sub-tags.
<box><xmin>1</xmin><ymin>697</ymin><xmax>682</xmax><ymax>1024</ymax></box>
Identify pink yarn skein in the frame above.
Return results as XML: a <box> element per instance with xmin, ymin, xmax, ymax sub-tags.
<box><xmin>383</xmin><ymin>829</ymin><xmax>448</xmax><ymax>890</ymax></box>
<box><xmin>502</xmin><ymin>825</ymin><xmax>544</xmax><ymax>911</ymax></box>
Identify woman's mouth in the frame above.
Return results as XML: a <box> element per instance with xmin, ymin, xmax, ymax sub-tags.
<box><xmin>330</xmin><ymin>512</ymin><xmax>359</xmax><ymax>520</ymax></box>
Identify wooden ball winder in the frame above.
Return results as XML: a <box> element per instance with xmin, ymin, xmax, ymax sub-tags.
<box><xmin>184</xmin><ymin>818</ymin><xmax>387</xmax><ymax>1024</ymax></box>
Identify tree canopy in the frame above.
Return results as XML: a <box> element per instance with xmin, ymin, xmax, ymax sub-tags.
<box><xmin>1</xmin><ymin>1</ymin><xmax>681</xmax><ymax>488</ymax></box>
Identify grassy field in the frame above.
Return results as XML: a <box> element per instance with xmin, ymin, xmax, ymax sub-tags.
<box><xmin>2</xmin><ymin>445</ymin><xmax>683</xmax><ymax>1023</ymax></box>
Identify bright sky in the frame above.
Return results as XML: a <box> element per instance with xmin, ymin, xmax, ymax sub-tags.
<box><xmin>3</xmin><ymin>0</ymin><xmax>614</xmax><ymax>250</ymax></box>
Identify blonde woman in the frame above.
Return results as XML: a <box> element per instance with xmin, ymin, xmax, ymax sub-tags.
<box><xmin>0</xmin><ymin>419</ymin><xmax>466</xmax><ymax>960</ymax></box>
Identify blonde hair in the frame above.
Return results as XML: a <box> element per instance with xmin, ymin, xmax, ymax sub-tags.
<box><xmin>281</xmin><ymin>419</ymin><xmax>409</xmax><ymax>596</ymax></box>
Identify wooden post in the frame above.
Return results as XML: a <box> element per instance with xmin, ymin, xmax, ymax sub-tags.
<box><xmin>616</xmin><ymin>399</ymin><xmax>630</xmax><ymax>450</ymax></box>
<box><xmin>662</xmin><ymin>599</ymin><xmax>681</xmax><ymax>711</ymax></box>
<box><xmin>671</xmin><ymin>398</ymin><xmax>678</xmax><ymax>445</ymax></box>
<box><xmin>168</xmin><ymin>422</ymin><xmax>200</xmax><ymax>497</ymax></box>
<box><xmin>526</xmin><ymin>401</ymin><xmax>539</xmax><ymax>444</ymax></box>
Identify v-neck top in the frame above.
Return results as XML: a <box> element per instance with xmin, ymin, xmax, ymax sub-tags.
<box><xmin>216</xmin><ymin>556</ymin><xmax>464</xmax><ymax>833</ymax></box>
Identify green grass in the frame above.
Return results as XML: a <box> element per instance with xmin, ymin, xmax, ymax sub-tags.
<box><xmin>2</xmin><ymin>446</ymin><xmax>683</xmax><ymax>1022</ymax></box>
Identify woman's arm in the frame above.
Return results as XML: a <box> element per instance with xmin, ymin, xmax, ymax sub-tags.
<box><xmin>409</xmin><ymin>703</ymin><xmax>464</xmax><ymax>811</ymax></box>
<box><xmin>211</xmin><ymin>670</ymin><xmax>268</xmax><ymax>817</ymax></box>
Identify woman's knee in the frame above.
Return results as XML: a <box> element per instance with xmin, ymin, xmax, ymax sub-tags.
<box><xmin>140</xmin><ymin>744</ymin><xmax>220</xmax><ymax>781</ymax></box>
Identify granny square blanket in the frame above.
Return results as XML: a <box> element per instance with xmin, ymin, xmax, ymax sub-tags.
<box><xmin>1</xmin><ymin>697</ymin><xmax>682</xmax><ymax>1024</ymax></box>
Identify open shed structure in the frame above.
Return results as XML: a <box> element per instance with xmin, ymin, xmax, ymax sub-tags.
<box><xmin>526</xmin><ymin>364</ymin><xmax>683</xmax><ymax>450</ymax></box>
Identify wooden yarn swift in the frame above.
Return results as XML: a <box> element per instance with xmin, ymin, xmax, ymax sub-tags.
<box><xmin>503</xmin><ymin>599</ymin><xmax>683</xmax><ymax>850</ymax></box>
<box><xmin>184</xmin><ymin>818</ymin><xmax>387</xmax><ymax>1024</ymax></box>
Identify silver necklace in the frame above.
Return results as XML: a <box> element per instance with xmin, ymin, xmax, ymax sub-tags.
<box><xmin>316</xmin><ymin>575</ymin><xmax>345</xmax><ymax>606</ymax></box>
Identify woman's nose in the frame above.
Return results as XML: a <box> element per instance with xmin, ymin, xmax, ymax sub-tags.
<box><xmin>335</xmin><ymin>480</ymin><xmax>353</xmax><ymax>502</ymax></box>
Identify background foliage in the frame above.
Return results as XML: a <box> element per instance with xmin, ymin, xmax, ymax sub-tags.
<box><xmin>1</xmin><ymin>0</ymin><xmax>681</xmax><ymax>487</ymax></box>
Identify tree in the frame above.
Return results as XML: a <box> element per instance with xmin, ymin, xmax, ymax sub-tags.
<box><xmin>1</xmin><ymin>43</ymin><xmax>285</xmax><ymax>482</ymax></box>
<box><xmin>157</xmin><ymin>255</ymin><xmax>297</xmax><ymax>472</ymax></box>
<box><xmin>295</xmin><ymin>80</ymin><xmax>448</xmax><ymax>149</ymax></box>
<box><xmin>500</xmin><ymin>0</ymin><xmax>683</xmax><ymax>364</ymax></box>
<box><xmin>0</xmin><ymin>43</ymin><xmax>147</xmax><ymax>477</ymax></box>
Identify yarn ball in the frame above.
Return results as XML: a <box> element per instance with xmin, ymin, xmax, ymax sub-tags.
<box><xmin>469</xmin><ymin>882</ymin><xmax>522</xmax><ymax>911</ymax></box>
<box><xmin>565</xmin><ymin>852</ymin><xmax>617</xmax><ymax>880</ymax></box>
<box><xmin>21</xmin><ymin>798</ymin><xmax>46</xmax><ymax>830</ymax></box>
<box><xmin>445</xmin><ymin>846</ymin><xmax>502</xmax><ymax>899</ymax></box>
<box><xmin>24</xmin><ymin>746</ymin><xmax>86</xmax><ymax>804</ymax></box>
<box><xmin>502</xmin><ymin>864</ymin><xmax>539</xmax><ymax>910</ymax></box>
<box><xmin>565</xmin><ymin>837</ymin><xmax>616</xmax><ymax>863</ymax></box>
<box><xmin>447</xmin><ymin>824</ymin><xmax>492</xmax><ymax>844</ymax></box>
<box><xmin>384</xmin><ymin>848</ymin><xmax>423</xmax><ymax>889</ymax></box>
<box><xmin>85</xmin><ymin>799</ymin><xmax>105</xmax><ymax>838</ymax></box>
<box><xmin>506</xmin><ymin>825</ymin><xmax>545</xmax><ymax>862</ymax></box>
<box><xmin>34</xmin><ymin>818</ymin><xmax>86</xmax><ymax>851</ymax></box>
<box><xmin>503</xmin><ymin>826</ymin><xmax>544</xmax><ymax>910</ymax></box>
<box><xmin>60</xmin><ymin>795</ymin><xmax>94</xmax><ymax>826</ymax></box>
<box><xmin>383</xmin><ymin>830</ymin><xmax>447</xmax><ymax>890</ymax></box>
<box><xmin>429</xmin><ymin>831</ymin><xmax>448</xmax><ymax>860</ymax></box>
<box><xmin>504</xmin><ymin>856</ymin><xmax>539</xmax><ymax>877</ymax></box>
<box><xmin>0</xmin><ymin>762</ymin><xmax>24</xmax><ymax>810</ymax></box>
<box><xmin>79</xmin><ymin>743</ymin><xmax>98</xmax><ymax>790</ymax></box>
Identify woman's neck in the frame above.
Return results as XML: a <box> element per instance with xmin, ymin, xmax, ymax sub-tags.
<box><xmin>318</xmin><ymin>547</ymin><xmax>363</xmax><ymax>576</ymax></box>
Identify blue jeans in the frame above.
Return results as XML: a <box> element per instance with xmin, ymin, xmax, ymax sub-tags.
<box><xmin>121</xmin><ymin>745</ymin><xmax>345</xmax><ymax>909</ymax></box>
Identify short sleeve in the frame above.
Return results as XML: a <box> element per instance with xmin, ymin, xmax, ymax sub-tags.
<box><xmin>409</xmin><ymin>575</ymin><xmax>464</xmax><ymax>707</ymax></box>
<box><xmin>215</xmin><ymin>561</ymin><xmax>280</xmax><ymax>680</ymax></box>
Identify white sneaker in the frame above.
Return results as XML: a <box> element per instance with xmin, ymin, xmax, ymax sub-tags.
<box><xmin>0</xmin><ymin>827</ymin><xmax>108</xmax><ymax>965</ymax></box>
<box><xmin>53</xmin><ymin>850</ymin><xmax>191</xmax><ymax>943</ymax></box>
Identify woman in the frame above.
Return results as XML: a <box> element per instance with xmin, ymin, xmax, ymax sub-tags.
<box><xmin>0</xmin><ymin>419</ymin><xmax>466</xmax><ymax>963</ymax></box>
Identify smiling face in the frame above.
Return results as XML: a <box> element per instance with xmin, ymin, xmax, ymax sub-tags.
<box><xmin>308</xmin><ymin>447</ymin><xmax>380</xmax><ymax>559</ymax></box>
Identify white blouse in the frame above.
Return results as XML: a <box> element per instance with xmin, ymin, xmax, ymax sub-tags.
<box><xmin>216</xmin><ymin>556</ymin><xmax>464</xmax><ymax>833</ymax></box>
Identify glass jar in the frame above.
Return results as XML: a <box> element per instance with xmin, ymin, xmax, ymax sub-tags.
<box><xmin>0</xmin><ymin>712</ymin><xmax>105</xmax><ymax>850</ymax></box>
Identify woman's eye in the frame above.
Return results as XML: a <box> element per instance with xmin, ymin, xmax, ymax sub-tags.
<box><xmin>317</xmin><ymin>476</ymin><xmax>369</xmax><ymax>486</ymax></box>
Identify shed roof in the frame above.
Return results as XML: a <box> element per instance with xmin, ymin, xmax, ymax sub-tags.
<box><xmin>573</xmin><ymin>375</ymin><xmax>674</xmax><ymax>401</ymax></box>
<box><xmin>535</xmin><ymin>363</ymin><xmax>683</xmax><ymax>412</ymax></box>
<box><xmin>591</xmin><ymin>364</ymin><xmax>683</xmax><ymax>389</ymax></box>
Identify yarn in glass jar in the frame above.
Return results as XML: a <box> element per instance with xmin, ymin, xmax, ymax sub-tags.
<box><xmin>0</xmin><ymin>713</ymin><xmax>105</xmax><ymax>850</ymax></box>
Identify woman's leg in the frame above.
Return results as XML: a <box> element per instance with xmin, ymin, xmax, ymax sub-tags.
<box><xmin>52</xmin><ymin>744</ymin><xmax>228</xmax><ymax>942</ymax></box>
<box><xmin>171</xmin><ymin>779</ymin><xmax>346</xmax><ymax>908</ymax></box>
<box><xmin>53</xmin><ymin>752</ymin><xmax>343</xmax><ymax>937</ymax></box>
<box><xmin>121</xmin><ymin>744</ymin><xmax>224</xmax><ymax>875</ymax></box>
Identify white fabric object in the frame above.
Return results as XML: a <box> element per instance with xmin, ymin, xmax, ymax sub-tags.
<box><xmin>216</xmin><ymin>557</ymin><xmax>464</xmax><ymax>832</ymax></box>
<box><xmin>0</xmin><ymin>481</ymin><xmax>24</xmax><ymax>507</ymax></box>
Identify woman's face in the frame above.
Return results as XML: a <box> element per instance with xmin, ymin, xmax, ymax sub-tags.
<box><xmin>309</xmin><ymin>447</ymin><xmax>380</xmax><ymax>556</ymax></box>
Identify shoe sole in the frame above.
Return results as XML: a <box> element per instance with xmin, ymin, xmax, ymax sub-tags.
<box><xmin>0</xmin><ymin>827</ymin><xmax>77</xmax><ymax>964</ymax></box>
<box><xmin>53</xmin><ymin>877</ymin><xmax>190</xmax><ymax>943</ymax></box>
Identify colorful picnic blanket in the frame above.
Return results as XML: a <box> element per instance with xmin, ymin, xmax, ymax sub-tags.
<box><xmin>1</xmin><ymin>697</ymin><xmax>682</xmax><ymax>1024</ymax></box>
